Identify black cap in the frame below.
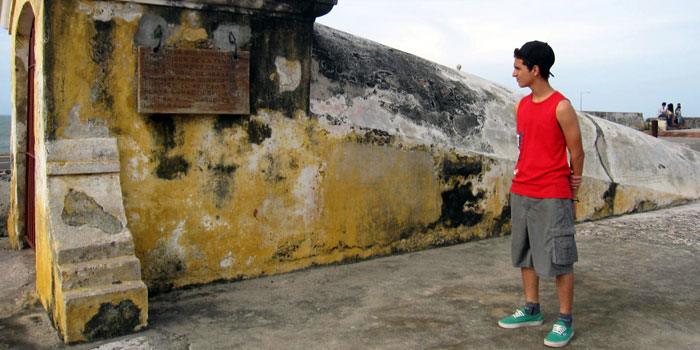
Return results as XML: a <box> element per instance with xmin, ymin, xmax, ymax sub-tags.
<box><xmin>514</xmin><ymin>41</ymin><xmax>555</xmax><ymax>78</ymax></box>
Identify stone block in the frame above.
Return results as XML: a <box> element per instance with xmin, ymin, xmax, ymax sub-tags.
<box><xmin>47</xmin><ymin>138</ymin><xmax>121</xmax><ymax>175</ymax></box>
<box><xmin>56</xmin><ymin>238</ymin><xmax>135</xmax><ymax>265</ymax></box>
<box><xmin>58</xmin><ymin>255</ymin><xmax>143</xmax><ymax>291</ymax></box>
<box><xmin>61</xmin><ymin>281</ymin><xmax>148</xmax><ymax>343</ymax></box>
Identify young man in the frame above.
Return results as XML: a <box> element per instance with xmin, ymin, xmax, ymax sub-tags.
<box><xmin>498</xmin><ymin>41</ymin><xmax>584</xmax><ymax>348</ymax></box>
<box><xmin>657</xmin><ymin>102</ymin><xmax>667</xmax><ymax>119</ymax></box>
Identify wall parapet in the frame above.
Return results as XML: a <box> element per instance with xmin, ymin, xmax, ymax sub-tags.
<box><xmin>583</xmin><ymin>111</ymin><xmax>645</xmax><ymax>130</ymax></box>
<box><xmin>116</xmin><ymin>0</ymin><xmax>337</xmax><ymax>19</ymax></box>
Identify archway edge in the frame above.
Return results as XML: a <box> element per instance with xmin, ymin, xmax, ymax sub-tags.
<box><xmin>7</xmin><ymin>0</ymin><xmax>35</xmax><ymax>250</ymax></box>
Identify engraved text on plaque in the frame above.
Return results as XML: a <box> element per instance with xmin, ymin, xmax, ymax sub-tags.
<box><xmin>137</xmin><ymin>47</ymin><xmax>250</xmax><ymax>114</ymax></box>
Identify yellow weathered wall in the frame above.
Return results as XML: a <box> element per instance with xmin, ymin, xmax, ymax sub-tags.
<box><xmin>36</xmin><ymin>0</ymin><xmax>512</xmax><ymax>293</ymax></box>
<box><xmin>8</xmin><ymin>0</ymin><xmax>56</xmax><ymax>322</ymax></box>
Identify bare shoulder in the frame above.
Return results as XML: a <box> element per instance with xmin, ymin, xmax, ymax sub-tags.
<box><xmin>556</xmin><ymin>99</ymin><xmax>577</xmax><ymax>122</ymax></box>
<box><xmin>556</xmin><ymin>99</ymin><xmax>575</xmax><ymax>112</ymax></box>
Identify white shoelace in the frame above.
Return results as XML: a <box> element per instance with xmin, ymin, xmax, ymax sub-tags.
<box><xmin>512</xmin><ymin>309</ymin><xmax>525</xmax><ymax>318</ymax></box>
<box><xmin>552</xmin><ymin>324</ymin><xmax>567</xmax><ymax>335</ymax></box>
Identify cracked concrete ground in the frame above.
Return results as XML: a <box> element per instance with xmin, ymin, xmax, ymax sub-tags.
<box><xmin>1</xmin><ymin>201</ymin><xmax>699</xmax><ymax>349</ymax></box>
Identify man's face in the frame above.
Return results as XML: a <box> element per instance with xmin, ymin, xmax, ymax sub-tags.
<box><xmin>512</xmin><ymin>58</ymin><xmax>535</xmax><ymax>88</ymax></box>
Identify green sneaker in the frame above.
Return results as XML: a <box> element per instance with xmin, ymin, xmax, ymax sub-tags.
<box><xmin>544</xmin><ymin>321</ymin><xmax>574</xmax><ymax>347</ymax></box>
<box><xmin>498</xmin><ymin>308</ymin><xmax>544</xmax><ymax>329</ymax></box>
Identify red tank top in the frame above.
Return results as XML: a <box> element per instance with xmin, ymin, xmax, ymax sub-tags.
<box><xmin>511</xmin><ymin>91</ymin><xmax>572</xmax><ymax>199</ymax></box>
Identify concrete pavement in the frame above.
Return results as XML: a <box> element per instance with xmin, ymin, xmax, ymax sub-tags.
<box><xmin>1</xmin><ymin>201</ymin><xmax>700</xmax><ymax>349</ymax></box>
<box><xmin>650</xmin><ymin>128</ymin><xmax>700</xmax><ymax>152</ymax></box>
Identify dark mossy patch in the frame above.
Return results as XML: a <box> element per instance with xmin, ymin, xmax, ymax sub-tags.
<box><xmin>213</xmin><ymin>115</ymin><xmax>240</xmax><ymax>131</ymax></box>
<box><xmin>431</xmin><ymin>183</ymin><xmax>485</xmax><ymax>229</ymax></box>
<box><xmin>208</xmin><ymin>162</ymin><xmax>237</xmax><ymax>208</ymax></box>
<box><xmin>148</xmin><ymin>116</ymin><xmax>190</xmax><ymax>180</ymax></box>
<box><xmin>194</xmin><ymin>40</ymin><xmax>211</xmax><ymax>49</ymax></box>
<box><xmin>246</xmin><ymin>119</ymin><xmax>271</xmax><ymax>144</ymax></box>
<box><xmin>493</xmin><ymin>204</ymin><xmax>512</xmax><ymax>236</ymax></box>
<box><xmin>44</xmin><ymin>13</ymin><xmax>58</xmax><ymax>140</ymax></box>
<box><xmin>146</xmin><ymin>259</ymin><xmax>186</xmax><ymax>294</ymax></box>
<box><xmin>249</xmin><ymin>17</ymin><xmax>313</xmax><ymax>116</ymax></box>
<box><xmin>603</xmin><ymin>182</ymin><xmax>618</xmax><ymax>206</ymax></box>
<box><xmin>312</xmin><ymin>25</ymin><xmax>487</xmax><ymax>137</ymax></box>
<box><xmin>148</xmin><ymin>116</ymin><xmax>180</xmax><ymax>151</ymax></box>
<box><xmin>91</xmin><ymin>20</ymin><xmax>114</xmax><ymax>66</ymax></box>
<box><xmin>441</xmin><ymin>156</ymin><xmax>483</xmax><ymax>179</ymax></box>
<box><xmin>148</xmin><ymin>5</ymin><xmax>182</xmax><ymax>26</ymax></box>
<box><xmin>156</xmin><ymin>155</ymin><xmax>190</xmax><ymax>180</ymax></box>
<box><xmin>82</xmin><ymin>300</ymin><xmax>141</xmax><ymax>340</ymax></box>
<box><xmin>273</xmin><ymin>238</ymin><xmax>304</xmax><ymax>261</ymax></box>
<box><xmin>210</xmin><ymin>163</ymin><xmax>237</xmax><ymax>175</ymax></box>
<box><xmin>593</xmin><ymin>182</ymin><xmax>618</xmax><ymax>218</ymax></box>
<box><xmin>632</xmin><ymin>200</ymin><xmax>657</xmax><ymax>213</ymax></box>
<box><xmin>358</xmin><ymin>128</ymin><xmax>393</xmax><ymax>146</ymax></box>
<box><xmin>47</xmin><ymin>272</ymin><xmax>59</xmax><ymax>338</ymax></box>
<box><xmin>90</xmin><ymin>20</ymin><xmax>115</xmax><ymax>110</ymax></box>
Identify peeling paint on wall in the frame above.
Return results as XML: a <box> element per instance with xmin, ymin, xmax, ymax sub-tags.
<box><xmin>62</xmin><ymin>189</ymin><xmax>123</xmax><ymax>234</ymax></box>
<box><xmin>63</xmin><ymin>104</ymin><xmax>109</xmax><ymax>138</ymax></box>
<box><xmin>275</xmin><ymin>56</ymin><xmax>301</xmax><ymax>92</ymax></box>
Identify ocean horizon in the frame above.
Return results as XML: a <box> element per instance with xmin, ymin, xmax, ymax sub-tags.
<box><xmin>0</xmin><ymin>114</ymin><xmax>9</xmax><ymax>154</ymax></box>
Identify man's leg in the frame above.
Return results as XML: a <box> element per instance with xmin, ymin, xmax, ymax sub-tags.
<box><xmin>498</xmin><ymin>266</ymin><xmax>544</xmax><ymax>328</ymax></box>
<box><xmin>522</xmin><ymin>266</ymin><xmax>540</xmax><ymax>304</ymax></box>
<box><xmin>555</xmin><ymin>272</ymin><xmax>574</xmax><ymax>314</ymax></box>
<box><xmin>544</xmin><ymin>272</ymin><xmax>575</xmax><ymax>347</ymax></box>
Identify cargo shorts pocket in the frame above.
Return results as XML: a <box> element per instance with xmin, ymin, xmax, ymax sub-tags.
<box><xmin>551</xmin><ymin>228</ymin><xmax>578</xmax><ymax>265</ymax></box>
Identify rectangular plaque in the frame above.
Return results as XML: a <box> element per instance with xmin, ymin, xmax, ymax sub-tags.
<box><xmin>137</xmin><ymin>47</ymin><xmax>250</xmax><ymax>114</ymax></box>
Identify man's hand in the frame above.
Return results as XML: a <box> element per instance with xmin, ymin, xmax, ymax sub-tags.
<box><xmin>569</xmin><ymin>169</ymin><xmax>581</xmax><ymax>220</ymax></box>
<box><xmin>569</xmin><ymin>171</ymin><xmax>582</xmax><ymax>192</ymax></box>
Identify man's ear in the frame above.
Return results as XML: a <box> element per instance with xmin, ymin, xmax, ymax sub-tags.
<box><xmin>532</xmin><ymin>65</ymin><xmax>541</xmax><ymax>77</ymax></box>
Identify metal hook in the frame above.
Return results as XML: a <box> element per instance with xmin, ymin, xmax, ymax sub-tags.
<box><xmin>153</xmin><ymin>25</ymin><xmax>163</xmax><ymax>53</ymax></box>
<box><xmin>229</xmin><ymin>32</ymin><xmax>239</xmax><ymax>62</ymax></box>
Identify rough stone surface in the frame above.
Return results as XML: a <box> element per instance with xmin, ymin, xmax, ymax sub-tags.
<box><xmin>0</xmin><ymin>201</ymin><xmax>699</xmax><ymax>349</ymax></box>
<box><xmin>311</xmin><ymin>24</ymin><xmax>520</xmax><ymax>156</ymax></box>
<box><xmin>682</xmin><ymin>117</ymin><xmax>700</xmax><ymax>129</ymax></box>
<box><xmin>311</xmin><ymin>24</ymin><xmax>700</xmax><ymax>218</ymax></box>
<box><xmin>62</xmin><ymin>189</ymin><xmax>123</xmax><ymax>235</ymax></box>
<box><xmin>0</xmin><ymin>237</ymin><xmax>37</xmax><ymax>319</ymax></box>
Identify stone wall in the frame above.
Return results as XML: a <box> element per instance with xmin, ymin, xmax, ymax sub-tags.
<box><xmin>583</xmin><ymin>111</ymin><xmax>645</xmax><ymax>130</ymax></box>
<box><xmin>682</xmin><ymin>117</ymin><xmax>700</xmax><ymax>129</ymax></box>
<box><xmin>12</xmin><ymin>1</ymin><xmax>700</xmax><ymax>297</ymax></box>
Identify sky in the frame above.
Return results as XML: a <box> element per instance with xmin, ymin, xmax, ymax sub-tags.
<box><xmin>1</xmin><ymin>25</ymin><xmax>8</xmax><ymax>116</ymax></box>
<box><xmin>1</xmin><ymin>0</ymin><xmax>699</xmax><ymax>118</ymax></box>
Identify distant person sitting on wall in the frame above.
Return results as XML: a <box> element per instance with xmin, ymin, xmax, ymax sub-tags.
<box><xmin>657</xmin><ymin>102</ymin><xmax>667</xmax><ymax>119</ymax></box>
<box><xmin>666</xmin><ymin>103</ymin><xmax>676</xmax><ymax>128</ymax></box>
<box><xmin>675</xmin><ymin>103</ymin><xmax>686</xmax><ymax>128</ymax></box>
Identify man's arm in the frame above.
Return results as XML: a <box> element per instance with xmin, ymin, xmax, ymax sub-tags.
<box><xmin>556</xmin><ymin>100</ymin><xmax>584</xmax><ymax>198</ymax></box>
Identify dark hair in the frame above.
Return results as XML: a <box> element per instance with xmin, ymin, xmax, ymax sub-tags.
<box><xmin>667</xmin><ymin>103</ymin><xmax>674</xmax><ymax>112</ymax></box>
<box><xmin>514</xmin><ymin>41</ymin><xmax>555</xmax><ymax>80</ymax></box>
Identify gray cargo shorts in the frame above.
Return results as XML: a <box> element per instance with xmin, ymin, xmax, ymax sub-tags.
<box><xmin>510</xmin><ymin>192</ymin><xmax>578</xmax><ymax>278</ymax></box>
